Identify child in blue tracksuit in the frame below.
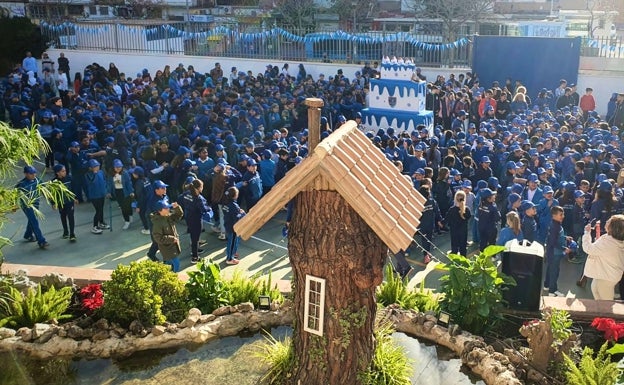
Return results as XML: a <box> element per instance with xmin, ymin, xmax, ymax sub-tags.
<box><xmin>472</xmin><ymin>180</ymin><xmax>488</xmax><ymax>245</ymax></box>
<box><xmin>16</xmin><ymin>165</ymin><xmax>48</xmax><ymax>248</ymax></box>
<box><xmin>478</xmin><ymin>188</ymin><xmax>501</xmax><ymax>251</ymax></box>
<box><xmin>84</xmin><ymin>159</ymin><xmax>108</xmax><ymax>234</ymax></box>
<box><xmin>107</xmin><ymin>158</ymin><xmax>134</xmax><ymax>230</ymax></box>
<box><xmin>259</xmin><ymin>150</ymin><xmax>276</xmax><ymax>196</ymax></box>
<box><xmin>131</xmin><ymin>166</ymin><xmax>151</xmax><ymax>234</ymax></box>
<box><xmin>417</xmin><ymin>185</ymin><xmax>442</xmax><ymax>264</ymax></box>
<box><xmin>536</xmin><ymin>186</ymin><xmax>559</xmax><ymax>244</ymax></box>
<box><xmin>52</xmin><ymin>164</ymin><xmax>77</xmax><ymax>242</ymax></box>
<box><xmin>544</xmin><ymin>205</ymin><xmax>571</xmax><ymax>297</ymax></box>
<box><xmin>179</xmin><ymin>178</ymin><xmax>212</xmax><ymax>264</ymax></box>
<box><xmin>223</xmin><ymin>186</ymin><xmax>246</xmax><ymax>264</ymax></box>
<box><xmin>237</xmin><ymin>158</ymin><xmax>263</xmax><ymax>210</ymax></box>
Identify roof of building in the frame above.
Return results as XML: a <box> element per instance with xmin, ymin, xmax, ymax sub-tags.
<box><xmin>234</xmin><ymin>121</ymin><xmax>425</xmax><ymax>254</ymax></box>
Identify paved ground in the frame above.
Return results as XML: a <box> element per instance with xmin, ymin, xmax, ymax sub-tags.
<box><xmin>1</xmin><ymin>167</ymin><xmax>591</xmax><ymax>301</ymax></box>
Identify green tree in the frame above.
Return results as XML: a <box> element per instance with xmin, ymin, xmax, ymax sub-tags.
<box><xmin>273</xmin><ymin>0</ymin><xmax>316</xmax><ymax>32</ymax></box>
<box><xmin>0</xmin><ymin>120</ymin><xmax>73</xmax><ymax>258</ymax></box>
<box><xmin>0</xmin><ymin>16</ymin><xmax>49</xmax><ymax>75</ymax></box>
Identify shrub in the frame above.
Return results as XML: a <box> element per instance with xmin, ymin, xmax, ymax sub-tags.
<box><xmin>227</xmin><ymin>269</ymin><xmax>284</xmax><ymax>307</ymax></box>
<box><xmin>186</xmin><ymin>259</ymin><xmax>229</xmax><ymax>314</ymax></box>
<box><xmin>438</xmin><ymin>246</ymin><xmax>515</xmax><ymax>335</ymax></box>
<box><xmin>0</xmin><ymin>284</ymin><xmax>73</xmax><ymax>328</ymax></box>
<box><xmin>376</xmin><ymin>264</ymin><xmax>441</xmax><ymax>312</ymax></box>
<box><xmin>564</xmin><ymin>342</ymin><xmax>619</xmax><ymax>385</ymax></box>
<box><xmin>101</xmin><ymin>261</ymin><xmax>188</xmax><ymax>327</ymax></box>
<box><xmin>358</xmin><ymin>322</ymin><xmax>413</xmax><ymax>385</ymax></box>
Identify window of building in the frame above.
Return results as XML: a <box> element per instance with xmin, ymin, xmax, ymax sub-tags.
<box><xmin>303</xmin><ymin>275</ymin><xmax>325</xmax><ymax>336</ymax></box>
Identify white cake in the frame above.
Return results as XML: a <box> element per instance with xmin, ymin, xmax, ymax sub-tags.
<box><xmin>362</xmin><ymin>61</ymin><xmax>433</xmax><ymax>133</ymax></box>
<box><xmin>368</xmin><ymin>79</ymin><xmax>426</xmax><ymax>111</ymax></box>
<box><xmin>379</xmin><ymin>63</ymin><xmax>418</xmax><ymax>81</ymax></box>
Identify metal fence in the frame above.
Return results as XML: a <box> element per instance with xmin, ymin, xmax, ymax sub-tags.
<box><xmin>41</xmin><ymin>21</ymin><xmax>472</xmax><ymax>67</ymax></box>
<box><xmin>580</xmin><ymin>35</ymin><xmax>624</xmax><ymax>59</ymax></box>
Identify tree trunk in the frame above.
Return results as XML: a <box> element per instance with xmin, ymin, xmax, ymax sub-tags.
<box><xmin>287</xmin><ymin>189</ymin><xmax>386</xmax><ymax>385</ymax></box>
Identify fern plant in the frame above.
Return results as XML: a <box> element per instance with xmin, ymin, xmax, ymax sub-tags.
<box><xmin>377</xmin><ymin>264</ymin><xmax>419</xmax><ymax>310</ymax></box>
<box><xmin>358</xmin><ymin>322</ymin><xmax>413</xmax><ymax>385</ymax></box>
<box><xmin>249</xmin><ymin>332</ymin><xmax>295</xmax><ymax>385</ymax></box>
<box><xmin>0</xmin><ymin>284</ymin><xmax>73</xmax><ymax>328</ymax></box>
<box><xmin>564</xmin><ymin>342</ymin><xmax>619</xmax><ymax>385</ymax></box>
<box><xmin>226</xmin><ymin>269</ymin><xmax>284</xmax><ymax>307</ymax></box>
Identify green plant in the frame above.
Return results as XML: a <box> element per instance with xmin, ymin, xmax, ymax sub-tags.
<box><xmin>186</xmin><ymin>259</ymin><xmax>229</xmax><ymax>314</ymax></box>
<box><xmin>550</xmin><ymin>308</ymin><xmax>573</xmax><ymax>342</ymax></box>
<box><xmin>101</xmin><ymin>261</ymin><xmax>188</xmax><ymax>327</ymax></box>
<box><xmin>438</xmin><ymin>246</ymin><xmax>515</xmax><ymax>334</ymax></box>
<box><xmin>358</xmin><ymin>322</ymin><xmax>413</xmax><ymax>385</ymax></box>
<box><xmin>377</xmin><ymin>264</ymin><xmax>419</xmax><ymax>309</ymax></box>
<box><xmin>226</xmin><ymin>269</ymin><xmax>284</xmax><ymax>307</ymax></box>
<box><xmin>0</xmin><ymin>284</ymin><xmax>73</xmax><ymax>328</ymax></box>
<box><xmin>564</xmin><ymin>342</ymin><xmax>619</xmax><ymax>385</ymax></box>
<box><xmin>250</xmin><ymin>332</ymin><xmax>296</xmax><ymax>385</ymax></box>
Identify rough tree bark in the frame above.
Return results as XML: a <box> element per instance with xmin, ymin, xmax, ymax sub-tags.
<box><xmin>287</xmin><ymin>189</ymin><xmax>387</xmax><ymax>385</ymax></box>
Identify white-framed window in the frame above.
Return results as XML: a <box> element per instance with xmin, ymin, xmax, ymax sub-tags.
<box><xmin>303</xmin><ymin>275</ymin><xmax>325</xmax><ymax>336</ymax></box>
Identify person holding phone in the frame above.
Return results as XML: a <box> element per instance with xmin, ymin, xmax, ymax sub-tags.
<box><xmin>582</xmin><ymin>215</ymin><xmax>624</xmax><ymax>300</ymax></box>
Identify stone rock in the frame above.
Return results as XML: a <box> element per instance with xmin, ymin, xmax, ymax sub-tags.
<box><xmin>40</xmin><ymin>273</ymin><xmax>74</xmax><ymax>290</ymax></box>
<box><xmin>36</xmin><ymin>325</ymin><xmax>59</xmax><ymax>344</ymax></box>
<box><xmin>270</xmin><ymin>301</ymin><xmax>280</xmax><ymax>311</ymax></box>
<box><xmin>91</xmin><ymin>330</ymin><xmax>109</xmax><ymax>341</ymax></box>
<box><xmin>17</xmin><ymin>327</ymin><xmax>32</xmax><ymax>342</ymax></box>
<box><xmin>76</xmin><ymin>316</ymin><xmax>94</xmax><ymax>329</ymax></box>
<box><xmin>129</xmin><ymin>320</ymin><xmax>145</xmax><ymax>336</ymax></box>
<box><xmin>236</xmin><ymin>302</ymin><xmax>254</xmax><ymax>313</ymax></box>
<box><xmin>93</xmin><ymin>318</ymin><xmax>110</xmax><ymax>330</ymax></box>
<box><xmin>31</xmin><ymin>323</ymin><xmax>51</xmax><ymax>340</ymax></box>
<box><xmin>166</xmin><ymin>324</ymin><xmax>178</xmax><ymax>333</ymax></box>
<box><xmin>212</xmin><ymin>306</ymin><xmax>233</xmax><ymax>317</ymax></box>
<box><xmin>152</xmin><ymin>325</ymin><xmax>166</xmax><ymax>336</ymax></box>
<box><xmin>179</xmin><ymin>308</ymin><xmax>202</xmax><ymax>328</ymax></box>
<box><xmin>188</xmin><ymin>308</ymin><xmax>201</xmax><ymax>320</ymax></box>
<box><xmin>57</xmin><ymin>328</ymin><xmax>67</xmax><ymax>338</ymax></box>
<box><xmin>66</xmin><ymin>325</ymin><xmax>84</xmax><ymax>339</ymax></box>
<box><xmin>199</xmin><ymin>314</ymin><xmax>216</xmax><ymax>323</ymax></box>
<box><xmin>81</xmin><ymin>327</ymin><xmax>95</xmax><ymax>339</ymax></box>
<box><xmin>113</xmin><ymin>326</ymin><xmax>126</xmax><ymax>337</ymax></box>
<box><xmin>0</xmin><ymin>327</ymin><xmax>16</xmax><ymax>339</ymax></box>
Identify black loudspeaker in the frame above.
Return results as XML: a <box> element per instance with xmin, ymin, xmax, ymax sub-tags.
<box><xmin>501</xmin><ymin>240</ymin><xmax>544</xmax><ymax>311</ymax></box>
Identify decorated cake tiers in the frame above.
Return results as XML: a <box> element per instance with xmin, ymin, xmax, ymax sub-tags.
<box><xmin>361</xmin><ymin>57</ymin><xmax>433</xmax><ymax>133</ymax></box>
<box><xmin>368</xmin><ymin>79</ymin><xmax>426</xmax><ymax>111</ymax></box>
<box><xmin>380</xmin><ymin>62</ymin><xmax>418</xmax><ymax>81</ymax></box>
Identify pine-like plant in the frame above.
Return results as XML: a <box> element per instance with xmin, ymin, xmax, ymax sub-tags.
<box><xmin>0</xmin><ymin>284</ymin><xmax>73</xmax><ymax>328</ymax></box>
<box><xmin>564</xmin><ymin>342</ymin><xmax>619</xmax><ymax>385</ymax></box>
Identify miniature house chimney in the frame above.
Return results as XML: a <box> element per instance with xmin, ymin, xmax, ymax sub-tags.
<box><xmin>305</xmin><ymin>98</ymin><xmax>324</xmax><ymax>150</ymax></box>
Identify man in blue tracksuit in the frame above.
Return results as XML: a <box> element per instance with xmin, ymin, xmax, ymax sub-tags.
<box><xmin>16</xmin><ymin>165</ymin><xmax>48</xmax><ymax>249</ymax></box>
<box><xmin>478</xmin><ymin>188</ymin><xmax>501</xmax><ymax>251</ymax></box>
<box><xmin>146</xmin><ymin>180</ymin><xmax>169</xmax><ymax>261</ymax></box>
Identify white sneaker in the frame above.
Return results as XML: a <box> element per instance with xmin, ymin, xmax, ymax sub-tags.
<box><xmin>218</xmin><ymin>233</ymin><xmax>226</xmax><ymax>240</ymax></box>
<box><xmin>98</xmin><ymin>223</ymin><xmax>110</xmax><ymax>230</ymax></box>
<box><xmin>122</xmin><ymin>222</ymin><xmax>130</xmax><ymax>230</ymax></box>
<box><xmin>141</xmin><ymin>229</ymin><xmax>151</xmax><ymax>235</ymax></box>
<box><xmin>92</xmin><ymin>227</ymin><xmax>103</xmax><ymax>234</ymax></box>
<box><xmin>211</xmin><ymin>226</ymin><xmax>221</xmax><ymax>233</ymax></box>
<box><xmin>548</xmin><ymin>291</ymin><xmax>565</xmax><ymax>297</ymax></box>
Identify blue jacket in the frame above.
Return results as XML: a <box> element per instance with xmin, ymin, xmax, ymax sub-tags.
<box><xmin>496</xmin><ymin>227</ymin><xmax>523</xmax><ymax>246</ymax></box>
<box><xmin>259</xmin><ymin>159</ymin><xmax>276</xmax><ymax>188</ymax></box>
<box><xmin>16</xmin><ymin>177</ymin><xmax>41</xmax><ymax>208</ymax></box>
<box><xmin>223</xmin><ymin>200</ymin><xmax>245</xmax><ymax>232</ymax></box>
<box><xmin>478</xmin><ymin>202</ymin><xmax>501</xmax><ymax>233</ymax></box>
<box><xmin>84</xmin><ymin>170</ymin><xmax>107</xmax><ymax>200</ymax></box>
<box><xmin>418</xmin><ymin>197</ymin><xmax>442</xmax><ymax>232</ymax></box>
<box><xmin>107</xmin><ymin>170</ymin><xmax>134</xmax><ymax>197</ymax></box>
<box><xmin>545</xmin><ymin>220</ymin><xmax>566</xmax><ymax>258</ymax></box>
<box><xmin>521</xmin><ymin>215</ymin><xmax>537</xmax><ymax>243</ymax></box>
<box><xmin>180</xmin><ymin>191</ymin><xmax>211</xmax><ymax>227</ymax></box>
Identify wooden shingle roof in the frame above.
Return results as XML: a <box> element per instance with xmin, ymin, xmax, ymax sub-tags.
<box><xmin>234</xmin><ymin>121</ymin><xmax>425</xmax><ymax>254</ymax></box>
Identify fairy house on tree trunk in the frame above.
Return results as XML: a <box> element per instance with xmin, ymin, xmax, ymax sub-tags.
<box><xmin>234</xmin><ymin>98</ymin><xmax>425</xmax><ymax>385</ymax></box>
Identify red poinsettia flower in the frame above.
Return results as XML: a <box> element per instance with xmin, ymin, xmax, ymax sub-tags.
<box><xmin>591</xmin><ymin>317</ymin><xmax>624</xmax><ymax>341</ymax></box>
<box><xmin>79</xmin><ymin>283</ymin><xmax>104</xmax><ymax>314</ymax></box>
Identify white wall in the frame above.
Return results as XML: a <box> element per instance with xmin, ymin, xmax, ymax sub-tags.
<box><xmin>46</xmin><ymin>48</ymin><xmax>621</xmax><ymax>116</ymax></box>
